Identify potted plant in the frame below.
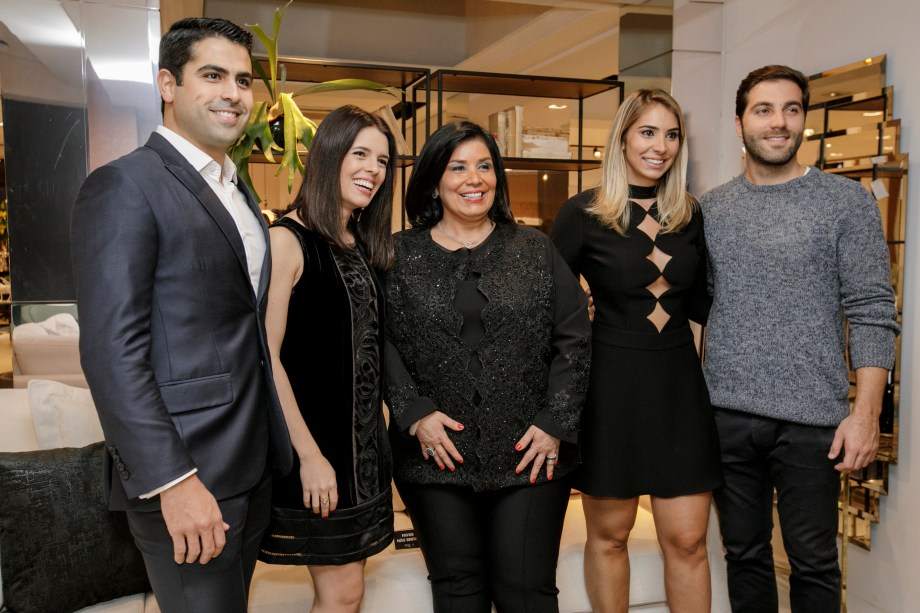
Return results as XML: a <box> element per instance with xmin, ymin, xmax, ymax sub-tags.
<box><xmin>229</xmin><ymin>1</ymin><xmax>400</xmax><ymax>201</ymax></box>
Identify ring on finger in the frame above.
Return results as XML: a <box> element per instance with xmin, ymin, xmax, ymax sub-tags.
<box><xmin>546</xmin><ymin>452</ymin><xmax>558</xmax><ymax>460</ymax></box>
<box><xmin>546</xmin><ymin>458</ymin><xmax>555</xmax><ymax>465</ymax></box>
<box><xmin>319</xmin><ymin>496</ymin><xmax>329</xmax><ymax>505</ymax></box>
<box><xmin>425</xmin><ymin>446</ymin><xmax>435</xmax><ymax>456</ymax></box>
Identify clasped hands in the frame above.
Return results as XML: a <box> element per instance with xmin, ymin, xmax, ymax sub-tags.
<box><xmin>415</xmin><ymin>411</ymin><xmax>560</xmax><ymax>482</ymax></box>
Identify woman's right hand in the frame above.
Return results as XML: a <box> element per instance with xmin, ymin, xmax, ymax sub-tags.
<box><xmin>415</xmin><ymin>411</ymin><xmax>465</xmax><ymax>471</ymax></box>
<box><xmin>299</xmin><ymin>453</ymin><xmax>338</xmax><ymax>519</ymax></box>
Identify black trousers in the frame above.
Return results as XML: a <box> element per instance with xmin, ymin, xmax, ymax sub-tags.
<box><xmin>396</xmin><ymin>478</ymin><xmax>571</xmax><ymax>613</ymax></box>
<box><xmin>712</xmin><ymin>407</ymin><xmax>842</xmax><ymax>613</ymax></box>
<box><xmin>126</xmin><ymin>470</ymin><xmax>272</xmax><ymax>613</ymax></box>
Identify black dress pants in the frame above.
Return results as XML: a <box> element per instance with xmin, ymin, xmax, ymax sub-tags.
<box><xmin>396</xmin><ymin>477</ymin><xmax>571</xmax><ymax>613</ymax></box>
<box><xmin>126</xmin><ymin>470</ymin><xmax>272</xmax><ymax>613</ymax></box>
<box><xmin>712</xmin><ymin>407</ymin><xmax>842</xmax><ymax>613</ymax></box>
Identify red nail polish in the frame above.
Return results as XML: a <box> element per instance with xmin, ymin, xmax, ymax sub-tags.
<box><xmin>457</xmin><ymin>424</ymin><xmax>464</xmax><ymax>430</ymax></box>
<box><xmin>458</xmin><ymin>459</ymin><xmax>464</xmax><ymax>464</ymax></box>
<box><xmin>548</xmin><ymin>474</ymin><xmax>553</xmax><ymax>480</ymax></box>
<box><xmin>449</xmin><ymin>466</ymin><xmax>455</xmax><ymax>472</ymax></box>
<box><xmin>515</xmin><ymin>443</ymin><xmax>522</xmax><ymax>451</ymax></box>
<box><xmin>439</xmin><ymin>465</ymin><xmax>445</xmax><ymax>471</ymax></box>
<box><xmin>530</xmin><ymin>477</ymin><xmax>536</xmax><ymax>484</ymax></box>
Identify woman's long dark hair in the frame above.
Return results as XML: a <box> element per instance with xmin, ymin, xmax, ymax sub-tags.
<box><xmin>405</xmin><ymin>121</ymin><xmax>514</xmax><ymax>229</ymax></box>
<box><xmin>289</xmin><ymin>105</ymin><xmax>396</xmax><ymax>268</ymax></box>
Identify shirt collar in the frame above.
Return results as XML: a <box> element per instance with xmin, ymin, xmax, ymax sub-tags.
<box><xmin>155</xmin><ymin>125</ymin><xmax>237</xmax><ymax>186</ymax></box>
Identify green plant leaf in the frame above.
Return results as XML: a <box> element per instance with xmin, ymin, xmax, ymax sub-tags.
<box><xmin>290</xmin><ymin>78</ymin><xmax>401</xmax><ymax>99</ymax></box>
<box><xmin>248</xmin><ymin>23</ymin><xmax>276</xmax><ymax>97</ymax></box>
<box><xmin>277</xmin><ymin>92</ymin><xmax>316</xmax><ymax>192</ymax></box>
<box><xmin>251</xmin><ymin>57</ymin><xmax>272</xmax><ymax>100</ymax></box>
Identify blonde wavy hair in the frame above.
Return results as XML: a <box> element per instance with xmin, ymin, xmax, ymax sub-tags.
<box><xmin>588</xmin><ymin>88</ymin><xmax>697</xmax><ymax>235</ymax></box>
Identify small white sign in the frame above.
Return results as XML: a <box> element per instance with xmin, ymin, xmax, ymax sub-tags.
<box><xmin>870</xmin><ymin>179</ymin><xmax>889</xmax><ymax>201</ymax></box>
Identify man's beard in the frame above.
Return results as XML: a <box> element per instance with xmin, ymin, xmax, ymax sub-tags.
<box><xmin>742</xmin><ymin>129</ymin><xmax>803</xmax><ymax>167</ymax></box>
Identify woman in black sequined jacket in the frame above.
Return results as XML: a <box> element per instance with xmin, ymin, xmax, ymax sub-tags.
<box><xmin>385</xmin><ymin>121</ymin><xmax>591</xmax><ymax>613</ymax></box>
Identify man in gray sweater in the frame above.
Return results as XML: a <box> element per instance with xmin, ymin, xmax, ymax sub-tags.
<box><xmin>702</xmin><ymin>65</ymin><xmax>899</xmax><ymax>612</ymax></box>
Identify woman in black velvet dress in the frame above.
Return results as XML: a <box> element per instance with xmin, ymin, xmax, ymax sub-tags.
<box><xmin>261</xmin><ymin>105</ymin><xmax>396</xmax><ymax>612</ymax></box>
<box><xmin>551</xmin><ymin>89</ymin><xmax>720</xmax><ymax>613</ymax></box>
<box><xmin>386</xmin><ymin>121</ymin><xmax>591</xmax><ymax>613</ymax></box>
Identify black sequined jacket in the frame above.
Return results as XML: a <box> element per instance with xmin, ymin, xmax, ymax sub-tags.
<box><xmin>385</xmin><ymin>223</ymin><xmax>591</xmax><ymax>491</ymax></box>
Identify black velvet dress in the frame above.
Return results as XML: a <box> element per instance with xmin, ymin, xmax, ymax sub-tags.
<box><xmin>259</xmin><ymin>218</ymin><xmax>393</xmax><ymax>566</ymax></box>
<box><xmin>552</xmin><ymin>189</ymin><xmax>721</xmax><ymax>498</ymax></box>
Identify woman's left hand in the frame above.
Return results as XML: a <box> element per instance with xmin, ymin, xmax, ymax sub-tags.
<box><xmin>514</xmin><ymin>426</ymin><xmax>561</xmax><ymax>484</ymax></box>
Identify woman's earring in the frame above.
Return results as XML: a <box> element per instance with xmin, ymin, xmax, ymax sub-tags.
<box><xmin>432</xmin><ymin>189</ymin><xmax>439</xmax><ymax>199</ymax></box>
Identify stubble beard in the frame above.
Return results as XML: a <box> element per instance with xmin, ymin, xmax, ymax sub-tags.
<box><xmin>742</xmin><ymin>129</ymin><xmax>804</xmax><ymax>169</ymax></box>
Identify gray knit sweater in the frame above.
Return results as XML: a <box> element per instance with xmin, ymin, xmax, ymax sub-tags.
<box><xmin>701</xmin><ymin>168</ymin><xmax>899</xmax><ymax>426</ymax></box>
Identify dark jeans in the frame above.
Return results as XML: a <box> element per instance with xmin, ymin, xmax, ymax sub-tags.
<box><xmin>126</xmin><ymin>470</ymin><xmax>272</xmax><ymax>613</ymax></box>
<box><xmin>713</xmin><ymin>407</ymin><xmax>842</xmax><ymax>613</ymax></box>
<box><xmin>396</xmin><ymin>478</ymin><xmax>571</xmax><ymax>613</ymax></box>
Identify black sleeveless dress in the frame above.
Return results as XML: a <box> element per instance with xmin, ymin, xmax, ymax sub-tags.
<box><xmin>552</xmin><ymin>189</ymin><xmax>721</xmax><ymax>498</ymax></box>
<box><xmin>259</xmin><ymin>218</ymin><xmax>393</xmax><ymax>566</ymax></box>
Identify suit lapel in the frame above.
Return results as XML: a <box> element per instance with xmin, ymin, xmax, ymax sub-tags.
<box><xmin>145</xmin><ymin>134</ymin><xmax>253</xmax><ymax>292</ymax></box>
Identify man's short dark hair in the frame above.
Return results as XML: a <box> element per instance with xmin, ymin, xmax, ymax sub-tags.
<box><xmin>159</xmin><ymin>17</ymin><xmax>253</xmax><ymax>85</ymax></box>
<box><xmin>735</xmin><ymin>65</ymin><xmax>810</xmax><ymax>118</ymax></box>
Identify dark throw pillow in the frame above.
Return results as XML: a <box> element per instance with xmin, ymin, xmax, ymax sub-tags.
<box><xmin>0</xmin><ymin>442</ymin><xmax>150</xmax><ymax>613</ymax></box>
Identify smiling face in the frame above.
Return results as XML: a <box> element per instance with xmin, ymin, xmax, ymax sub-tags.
<box><xmin>157</xmin><ymin>36</ymin><xmax>253</xmax><ymax>163</ymax></box>
<box><xmin>623</xmin><ymin>103</ymin><xmax>681</xmax><ymax>187</ymax></box>
<box><xmin>437</xmin><ymin>138</ymin><xmax>497</xmax><ymax>226</ymax></box>
<box><xmin>736</xmin><ymin>78</ymin><xmax>805</xmax><ymax>171</ymax></box>
<box><xmin>338</xmin><ymin>126</ymin><xmax>390</xmax><ymax>217</ymax></box>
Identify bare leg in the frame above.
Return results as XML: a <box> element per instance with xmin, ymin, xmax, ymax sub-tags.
<box><xmin>650</xmin><ymin>493</ymin><xmax>712</xmax><ymax>613</ymax></box>
<box><xmin>581</xmin><ymin>495</ymin><xmax>639</xmax><ymax>613</ymax></box>
<box><xmin>308</xmin><ymin>560</ymin><xmax>367</xmax><ymax>613</ymax></box>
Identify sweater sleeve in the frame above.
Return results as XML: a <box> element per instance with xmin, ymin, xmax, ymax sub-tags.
<box><xmin>531</xmin><ymin>240</ymin><xmax>592</xmax><ymax>444</ymax></box>
<box><xmin>837</xmin><ymin>185</ymin><xmax>899</xmax><ymax>369</ymax></box>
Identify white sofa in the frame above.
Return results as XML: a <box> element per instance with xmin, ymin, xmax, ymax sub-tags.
<box><xmin>0</xmin><ymin>385</ymin><xmax>730</xmax><ymax>612</ymax></box>
<box><xmin>10</xmin><ymin>313</ymin><xmax>87</xmax><ymax>388</ymax></box>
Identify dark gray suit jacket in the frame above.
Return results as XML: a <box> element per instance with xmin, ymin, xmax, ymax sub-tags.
<box><xmin>72</xmin><ymin>133</ymin><xmax>292</xmax><ymax>511</ymax></box>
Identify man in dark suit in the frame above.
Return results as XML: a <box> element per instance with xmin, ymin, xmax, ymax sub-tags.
<box><xmin>71</xmin><ymin>18</ymin><xmax>291</xmax><ymax>612</ymax></box>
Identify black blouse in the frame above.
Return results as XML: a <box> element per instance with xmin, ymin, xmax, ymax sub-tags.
<box><xmin>385</xmin><ymin>223</ymin><xmax>591</xmax><ymax>491</ymax></box>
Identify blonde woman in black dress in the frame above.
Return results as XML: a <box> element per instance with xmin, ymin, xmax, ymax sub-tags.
<box><xmin>552</xmin><ymin>89</ymin><xmax>719</xmax><ymax>613</ymax></box>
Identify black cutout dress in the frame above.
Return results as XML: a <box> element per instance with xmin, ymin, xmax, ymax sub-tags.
<box><xmin>552</xmin><ymin>189</ymin><xmax>721</xmax><ymax>498</ymax></box>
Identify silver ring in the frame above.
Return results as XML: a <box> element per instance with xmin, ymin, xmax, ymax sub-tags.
<box><xmin>546</xmin><ymin>459</ymin><xmax>555</xmax><ymax>465</ymax></box>
<box><xmin>425</xmin><ymin>447</ymin><xmax>435</xmax><ymax>455</ymax></box>
<box><xmin>546</xmin><ymin>453</ymin><xmax>558</xmax><ymax>460</ymax></box>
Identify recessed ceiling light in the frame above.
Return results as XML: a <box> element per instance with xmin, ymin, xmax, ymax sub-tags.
<box><xmin>548</xmin><ymin>104</ymin><xmax>567</xmax><ymax>110</ymax></box>
<box><xmin>864</xmin><ymin>58</ymin><xmax>873</xmax><ymax>64</ymax></box>
<box><xmin>863</xmin><ymin>111</ymin><xmax>883</xmax><ymax>117</ymax></box>
<box><xmin>804</xmin><ymin>128</ymin><xmax>815</xmax><ymax>137</ymax></box>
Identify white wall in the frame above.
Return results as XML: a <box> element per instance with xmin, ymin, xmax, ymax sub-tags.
<box><xmin>674</xmin><ymin>1</ymin><xmax>920</xmax><ymax>611</ymax></box>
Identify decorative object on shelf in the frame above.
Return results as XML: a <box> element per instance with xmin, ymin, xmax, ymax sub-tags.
<box><xmin>228</xmin><ymin>1</ymin><xmax>400</xmax><ymax>201</ymax></box>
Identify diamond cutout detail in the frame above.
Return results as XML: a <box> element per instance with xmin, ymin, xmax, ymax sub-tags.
<box><xmin>637</xmin><ymin>213</ymin><xmax>660</xmax><ymax>241</ymax></box>
<box><xmin>647</xmin><ymin>274</ymin><xmax>671</xmax><ymax>299</ymax></box>
<box><xmin>647</xmin><ymin>302</ymin><xmax>670</xmax><ymax>332</ymax></box>
<box><xmin>646</xmin><ymin>245</ymin><xmax>672</xmax><ymax>272</ymax></box>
